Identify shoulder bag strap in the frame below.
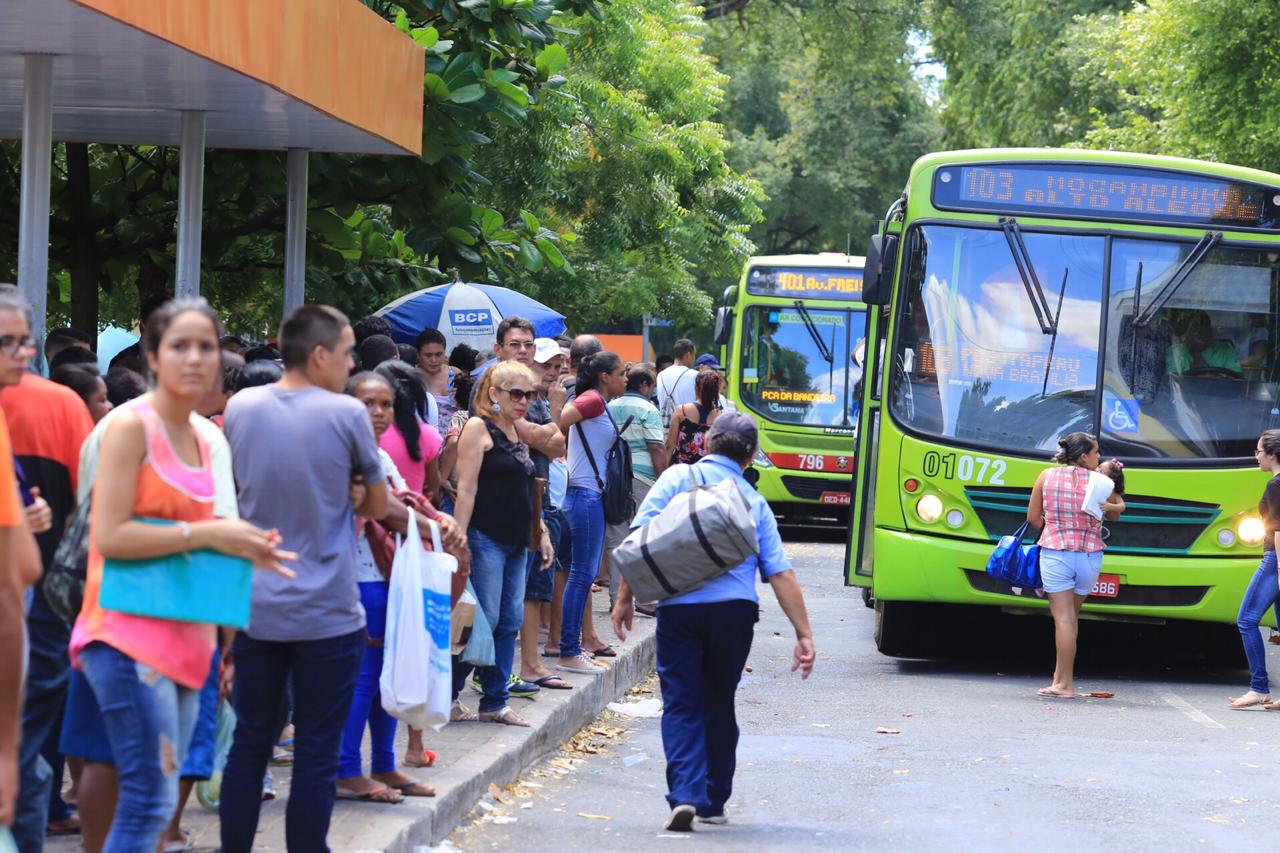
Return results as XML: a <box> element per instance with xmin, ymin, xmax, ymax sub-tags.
<box><xmin>575</xmin><ymin>422</ymin><xmax>605</xmax><ymax>491</ymax></box>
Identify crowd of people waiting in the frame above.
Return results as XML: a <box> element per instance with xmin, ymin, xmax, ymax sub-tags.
<box><xmin>0</xmin><ymin>287</ymin><xmax>745</xmax><ymax>850</ymax></box>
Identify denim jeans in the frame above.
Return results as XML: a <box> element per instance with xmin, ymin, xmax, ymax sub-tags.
<box><xmin>13</xmin><ymin>591</ymin><xmax>71</xmax><ymax>853</ymax></box>
<box><xmin>339</xmin><ymin>581</ymin><xmax>397</xmax><ymax>778</ymax></box>
<box><xmin>1237</xmin><ymin>550</ymin><xmax>1280</xmax><ymax>693</ymax></box>
<box><xmin>79</xmin><ymin>642</ymin><xmax>200</xmax><ymax>853</ymax></box>
<box><xmin>453</xmin><ymin>528</ymin><xmax>528</xmax><ymax>713</ymax></box>
<box><xmin>656</xmin><ymin>600</ymin><xmax>757</xmax><ymax>815</ymax></box>
<box><xmin>219</xmin><ymin>629</ymin><xmax>364</xmax><ymax>853</ymax></box>
<box><xmin>561</xmin><ymin>487</ymin><xmax>605</xmax><ymax>658</ymax></box>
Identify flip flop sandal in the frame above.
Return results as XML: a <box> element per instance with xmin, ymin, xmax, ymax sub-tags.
<box><xmin>403</xmin><ymin>748</ymin><xmax>437</xmax><ymax>768</ymax></box>
<box><xmin>336</xmin><ymin>786</ymin><xmax>404</xmax><ymax>804</ymax></box>
<box><xmin>542</xmin><ymin>647</ymin><xmax>561</xmax><ymax>658</ymax></box>
<box><xmin>479</xmin><ymin>706</ymin><xmax>531</xmax><ymax>727</ymax></box>
<box><xmin>586</xmin><ymin>645</ymin><xmax>617</xmax><ymax>658</ymax></box>
<box><xmin>450</xmin><ymin>701</ymin><xmax>479</xmax><ymax>722</ymax></box>
<box><xmin>1036</xmin><ymin>688</ymin><xmax>1075</xmax><ymax>699</ymax></box>
<box><xmin>1228</xmin><ymin>693</ymin><xmax>1272</xmax><ymax>709</ymax></box>
<box><xmin>161</xmin><ymin>832</ymin><xmax>193</xmax><ymax>853</ymax></box>
<box><xmin>393</xmin><ymin>781</ymin><xmax>437</xmax><ymax>798</ymax></box>
<box><xmin>532</xmin><ymin>674</ymin><xmax>573</xmax><ymax>690</ymax></box>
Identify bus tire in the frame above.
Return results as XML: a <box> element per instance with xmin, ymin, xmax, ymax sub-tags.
<box><xmin>873</xmin><ymin>600</ymin><xmax>935</xmax><ymax>658</ymax></box>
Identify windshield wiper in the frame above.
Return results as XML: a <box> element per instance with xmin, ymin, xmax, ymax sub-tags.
<box><xmin>999</xmin><ymin>217</ymin><xmax>1057</xmax><ymax>335</ymax></box>
<box><xmin>1040</xmin><ymin>268</ymin><xmax>1070</xmax><ymax>398</ymax></box>
<box><xmin>793</xmin><ymin>300</ymin><xmax>834</xmax><ymax>365</ymax></box>
<box><xmin>1135</xmin><ymin>231</ymin><xmax>1223</xmax><ymax>327</ymax></box>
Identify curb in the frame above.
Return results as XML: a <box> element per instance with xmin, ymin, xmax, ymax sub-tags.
<box><xmin>386</xmin><ymin>624</ymin><xmax>657</xmax><ymax>850</ymax></box>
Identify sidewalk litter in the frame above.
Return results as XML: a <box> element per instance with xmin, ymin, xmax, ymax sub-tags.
<box><xmin>607</xmin><ymin>698</ymin><xmax>664</xmax><ymax>717</ymax></box>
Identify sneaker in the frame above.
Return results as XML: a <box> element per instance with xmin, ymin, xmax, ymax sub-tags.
<box><xmin>261</xmin><ymin>772</ymin><xmax>275</xmax><ymax>801</ymax></box>
<box><xmin>556</xmin><ymin>654</ymin><xmax>604</xmax><ymax>675</ymax></box>
<box><xmin>664</xmin><ymin>804</ymin><xmax>696</xmax><ymax>832</ymax></box>
<box><xmin>508</xmin><ymin>674</ymin><xmax>541</xmax><ymax>698</ymax></box>
<box><xmin>698</xmin><ymin>810</ymin><xmax>728</xmax><ymax>825</ymax></box>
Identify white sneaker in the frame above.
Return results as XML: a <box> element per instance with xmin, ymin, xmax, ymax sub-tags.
<box><xmin>665</xmin><ymin>804</ymin><xmax>696</xmax><ymax>832</ymax></box>
<box><xmin>556</xmin><ymin>654</ymin><xmax>604</xmax><ymax>675</ymax></box>
<box><xmin>698</xmin><ymin>810</ymin><xmax>728</xmax><ymax>825</ymax></box>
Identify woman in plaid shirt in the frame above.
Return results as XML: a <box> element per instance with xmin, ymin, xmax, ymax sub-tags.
<box><xmin>1026</xmin><ymin>432</ymin><xmax>1124</xmax><ymax>698</ymax></box>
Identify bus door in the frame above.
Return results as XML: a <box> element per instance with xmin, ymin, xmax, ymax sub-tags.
<box><xmin>845</xmin><ymin>233</ymin><xmax>897</xmax><ymax>587</ymax></box>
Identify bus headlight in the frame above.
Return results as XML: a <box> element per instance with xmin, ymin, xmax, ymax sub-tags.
<box><xmin>916</xmin><ymin>494</ymin><xmax>943</xmax><ymax>523</ymax></box>
<box><xmin>1217</xmin><ymin>528</ymin><xmax>1237</xmax><ymax>548</ymax></box>
<box><xmin>1238</xmin><ymin>517</ymin><xmax>1265</xmax><ymax>546</ymax></box>
<box><xmin>753</xmin><ymin>449</ymin><xmax>774</xmax><ymax>468</ymax></box>
<box><xmin>945</xmin><ymin>509</ymin><xmax>965</xmax><ymax>528</ymax></box>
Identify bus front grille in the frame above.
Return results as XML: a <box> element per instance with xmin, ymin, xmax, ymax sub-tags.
<box><xmin>964</xmin><ymin>570</ymin><xmax>1209</xmax><ymax>607</ymax></box>
<box><xmin>964</xmin><ymin>486</ymin><xmax>1220</xmax><ymax>555</ymax></box>
<box><xmin>781</xmin><ymin>476</ymin><xmax>851</xmax><ymax>501</ymax></box>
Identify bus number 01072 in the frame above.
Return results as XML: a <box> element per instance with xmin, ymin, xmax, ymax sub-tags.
<box><xmin>921</xmin><ymin>451</ymin><xmax>1006</xmax><ymax>485</ymax></box>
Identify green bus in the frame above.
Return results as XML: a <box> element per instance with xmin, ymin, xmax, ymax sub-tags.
<box><xmin>715</xmin><ymin>254</ymin><xmax>867</xmax><ymax>521</ymax></box>
<box><xmin>844</xmin><ymin>148</ymin><xmax>1280</xmax><ymax>656</ymax></box>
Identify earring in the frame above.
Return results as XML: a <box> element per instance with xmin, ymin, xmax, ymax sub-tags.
<box><xmin>491</xmin><ymin>400</ymin><xmax>500</xmax><ymax>414</ymax></box>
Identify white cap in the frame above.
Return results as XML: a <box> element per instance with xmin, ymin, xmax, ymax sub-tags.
<box><xmin>533</xmin><ymin>337</ymin><xmax>561</xmax><ymax>364</ymax></box>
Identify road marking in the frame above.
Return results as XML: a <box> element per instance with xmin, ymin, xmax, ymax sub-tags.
<box><xmin>1159</xmin><ymin>691</ymin><xmax>1225</xmax><ymax>729</ymax></box>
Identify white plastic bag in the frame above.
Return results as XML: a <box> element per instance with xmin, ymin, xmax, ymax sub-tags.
<box><xmin>380</xmin><ymin>519</ymin><xmax>456</xmax><ymax>731</ymax></box>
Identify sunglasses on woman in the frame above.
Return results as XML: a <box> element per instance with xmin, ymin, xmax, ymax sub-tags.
<box><xmin>499</xmin><ymin>387</ymin><xmax>534</xmax><ymax>402</ymax></box>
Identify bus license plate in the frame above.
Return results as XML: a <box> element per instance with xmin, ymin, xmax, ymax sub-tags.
<box><xmin>819</xmin><ymin>492</ymin><xmax>851</xmax><ymax>506</ymax></box>
<box><xmin>1091</xmin><ymin>574</ymin><xmax>1120</xmax><ymax>598</ymax></box>
<box><xmin>768</xmin><ymin>453</ymin><xmax>855</xmax><ymax>473</ymax></box>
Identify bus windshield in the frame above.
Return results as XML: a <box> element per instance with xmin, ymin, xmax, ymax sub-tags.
<box><xmin>739</xmin><ymin>305</ymin><xmax>867</xmax><ymax>428</ymax></box>
<box><xmin>891</xmin><ymin>223</ymin><xmax>1280</xmax><ymax>459</ymax></box>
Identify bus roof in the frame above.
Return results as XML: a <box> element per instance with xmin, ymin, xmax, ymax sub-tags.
<box><xmin>747</xmin><ymin>253</ymin><xmax>866</xmax><ymax>268</ymax></box>
<box><xmin>909</xmin><ymin>148</ymin><xmax>1280</xmax><ymax>189</ymax></box>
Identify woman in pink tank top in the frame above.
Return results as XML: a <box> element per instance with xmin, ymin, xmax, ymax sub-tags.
<box><xmin>71</xmin><ymin>299</ymin><xmax>295</xmax><ymax>852</ymax></box>
<box><xmin>1026</xmin><ymin>432</ymin><xmax>1124</xmax><ymax>699</ymax></box>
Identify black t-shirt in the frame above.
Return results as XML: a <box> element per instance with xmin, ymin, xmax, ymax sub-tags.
<box><xmin>1259</xmin><ymin>474</ymin><xmax>1280</xmax><ymax>551</ymax></box>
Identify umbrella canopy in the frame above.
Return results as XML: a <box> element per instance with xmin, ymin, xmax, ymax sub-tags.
<box><xmin>96</xmin><ymin>325</ymin><xmax>139</xmax><ymax>373</ymax></box>
<box><xmin>376</xmin><ymin>283</ymin><xmax>566</xmax><ymax>355</ymax></box>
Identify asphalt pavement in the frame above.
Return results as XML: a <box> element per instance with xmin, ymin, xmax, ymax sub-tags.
<box><xmin>448</xmin><ymin>530</ymin><xmax>1278</xmax><ymax>852</ymax></box>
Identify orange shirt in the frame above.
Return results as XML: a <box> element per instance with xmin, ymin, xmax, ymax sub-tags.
<box><xmin>0</xmin><ymin>408</ymin><xmax>23</xmax><ymax>528</ymax></box>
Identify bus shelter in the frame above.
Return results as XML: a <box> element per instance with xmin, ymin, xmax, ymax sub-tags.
<box><xmin>0</xmin><ymin>0</ymin><xmax>425</xmax><ymax>346</ymax></box>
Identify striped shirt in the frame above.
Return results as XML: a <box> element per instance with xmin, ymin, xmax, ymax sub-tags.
<box><xmin>1040</xmin><ymin>465</ymin><xmax>1104</xmax><ymax>552</ymax></box>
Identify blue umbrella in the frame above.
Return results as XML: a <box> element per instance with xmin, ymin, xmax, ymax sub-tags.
<box><xmin>375</xmin><ymin>283</ymin><xmax>566</xmax><ymax>354</ymax></box>
<box><xmin>97</xmin><ymin>326</ymin><xmax>140</xmax><ymax>373</ymax></box>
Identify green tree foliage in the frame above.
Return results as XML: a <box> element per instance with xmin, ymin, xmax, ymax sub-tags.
<box><xmin>477</xmin><ymin>0</ymin><xmax>764</xmax><ymax>329</ymax></box>
<box><xmin>1081</xmin><ymin>0</ymin><xmax>1280</xmax><ymax>171</ymax></box>
<box><xmin>704</xmin><ymin>0</ymin><xmax>938</xmax><ymax>259</ymax></box>
<box><xmin>925</xmin><ymin>0</ymin><xmax>1129</xmax><ymax>149</ymax></box>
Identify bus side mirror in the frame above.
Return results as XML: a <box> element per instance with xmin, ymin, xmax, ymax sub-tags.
<box><xmin>861</xmin><ymin>233</ymin><xmax>899</xmax><ymax>306</ymax></box>
<box><xmin>713</xmin><ymin>307</ymin><xmax>733</xmax><ymax>345</ymax></box>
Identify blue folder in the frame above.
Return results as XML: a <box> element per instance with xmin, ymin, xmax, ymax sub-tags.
<box><xmin>100</xmin><ymin>519</ymin><xmax>254</xmax><ymax>628</ymax></box>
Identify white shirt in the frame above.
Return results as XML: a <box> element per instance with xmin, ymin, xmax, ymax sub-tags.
<box><xmin>1081</xmin><ymin>470</ymin><xmax>1116</xmax><ymax>521</ymax></box>
<box><xmin>655</xmin><ymin>364</ymin><xmax>697</xmax><ymax>422</ymax></box>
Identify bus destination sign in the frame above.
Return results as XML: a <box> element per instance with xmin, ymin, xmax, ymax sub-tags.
<box><xmin>746</xmin><ymin>266</ymin><xmax>864</xmax><ymax>301</ymax></box>
<box><xmin>931</xmin><ymin>162</ymin><xmax>1280</xmax><ymax>230</ymax></box>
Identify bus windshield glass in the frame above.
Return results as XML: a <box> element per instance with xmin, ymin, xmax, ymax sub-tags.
<box><xmin>890</xmin><ymin>224</ymin><xmax>1105</xmax><ymax>452</ymax></box>
<box><xmin>739</xmin><ymin>305</ymin><xmax>868</xmax><ymax>428</ymax></box>
<box><xmin>1102</xmin><ymin>239</ymin><xmax>1280</xmax><ymax>459</ymax></box>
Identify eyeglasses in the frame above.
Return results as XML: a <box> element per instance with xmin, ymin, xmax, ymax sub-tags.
<box><xmin>1256</xmin><ymin>448</ymin><xmax>1265</xmax><ymax>456</ymax></box>
<box><xmin>0</xmin><ymin>336</ymin><xmax>35</xmax><ymax>356</ymax></box>
<box><xmin>499</xmin><ymin>387</ymin><xmax>534</xmax><ymax>402</ymax></box>
<box><xmin>503</xmin><ymin>341</ymin><xmax>537</xmax><ymax>351</ymax></box>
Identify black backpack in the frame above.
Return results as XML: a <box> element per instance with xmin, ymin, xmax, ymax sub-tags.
<box><xmin>576</xmin><ymin>412</ymin><xmax>636</xmax><ymax>525</ymax></box>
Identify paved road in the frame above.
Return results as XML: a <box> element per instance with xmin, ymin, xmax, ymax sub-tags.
<box><xmin>449</xmin><ymin>532</ymin><xmax>1276</xmax><ymax>851</ymax></box>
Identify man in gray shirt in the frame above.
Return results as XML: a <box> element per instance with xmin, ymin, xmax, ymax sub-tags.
<box><xmin>220</xmin><ymin>305</ymin><xmax>389</xmax><ymax>853</ymax></box>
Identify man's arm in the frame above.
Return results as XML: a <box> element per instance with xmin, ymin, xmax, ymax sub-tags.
<box><xmin>0</xmin><ymin>514</ymin><xmax>36</xmax><ymax>826</ymax></box>
<box><xmin>516</xmin><ymin>419</ymin><xmax>566</xmax><ymax>457</ymax></box>
<box><xmin>767</xmin><ymin>570</ymin><xmax>816</xmax><ymax>679</ymax></box>
<box><xmin>646</xmin><ymin>443</ymin><xmax>666</xmax><ymax>476</ymax></box>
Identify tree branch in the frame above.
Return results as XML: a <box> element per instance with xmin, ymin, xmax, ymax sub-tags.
<box><xmin>702</xmin><ymin>0</ymin><xmax>752</xmax><ymax>20</ymax></box>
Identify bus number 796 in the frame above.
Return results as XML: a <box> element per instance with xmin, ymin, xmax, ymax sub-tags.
<box><xmin>921</xmin><ymin>451</ymin><xmax>1006</xmax><ymax>485</ymax></box>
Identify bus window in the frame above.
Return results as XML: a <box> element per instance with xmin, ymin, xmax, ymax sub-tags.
<box><xmin>738</xmin><ymin>306</ymin><xmax>867</xmax><ymax>429</ymax></box>
<box><xmin>890</xmin><ymin>225</ymin><xmax>1105</xmax><ymax>452</ymax></box>
<box><xmin>1102</xmin><ymin>240</ymin><xmax>1279</xmax><ymax>459</ymax></box>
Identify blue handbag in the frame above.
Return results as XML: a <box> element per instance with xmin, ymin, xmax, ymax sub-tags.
<box><xmin>100</xmin><ymin>519</ymin><xmax>254</xmax><ymax>628</ymax></box>
<box><xmin>986</xmin><ymin>521</ymin><xmax>1042</xmax><ymax>589</ymax></box>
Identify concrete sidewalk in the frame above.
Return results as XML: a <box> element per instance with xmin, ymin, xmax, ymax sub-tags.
<box><xmin>48</xmin><ymin>602</ymin><xmax>657</xmax><ymax>852</ymax></box>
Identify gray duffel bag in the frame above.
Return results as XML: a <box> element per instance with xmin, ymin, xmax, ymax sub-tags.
<box><xmin>611</xmin><ymin>464</ymin><xmax>759</xmax><ymax>604</ymax></box>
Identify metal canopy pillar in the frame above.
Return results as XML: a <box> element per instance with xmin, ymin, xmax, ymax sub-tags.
<box><xmin>283</xmin><ymin>148</ymin><xmax>309</xmax><ymax>317</ymax></box>
<box><xmin>17</xmin><ymin>54</ymin><xmax>53</xmax><ymax>350</ymax></box>
<box><xmin>175</xmin><ymin>110</ymin><xmax>206</xmax><ymax>298</ymax></box>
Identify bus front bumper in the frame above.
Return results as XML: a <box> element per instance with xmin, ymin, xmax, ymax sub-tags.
<box><xmin>869</xmin><ymin>528</ymin><xmax>1268</xmax><ymax>626</ymax></box>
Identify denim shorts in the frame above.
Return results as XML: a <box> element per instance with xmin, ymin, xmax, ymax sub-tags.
<box><xmin>60</xmin><ymin>668</ymin><xmax>113</xmax><ymax>765</ymax></box>
<box><xmin>1039</xmin><ymin>547</ymin><xmax>1103</xmax><ymax>595</ymax></box>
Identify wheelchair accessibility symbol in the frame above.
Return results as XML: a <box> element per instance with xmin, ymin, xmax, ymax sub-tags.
<box><xmin>1104</xmin><ymin>395</ymin><xmax>1140</xmax><ymax>434</ymax></box>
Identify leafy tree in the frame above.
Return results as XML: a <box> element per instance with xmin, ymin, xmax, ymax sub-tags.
<box><xmin>925</xmin><ymin>0</ymin><xmax>1129</xmax><ymax>149</ymax></box>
